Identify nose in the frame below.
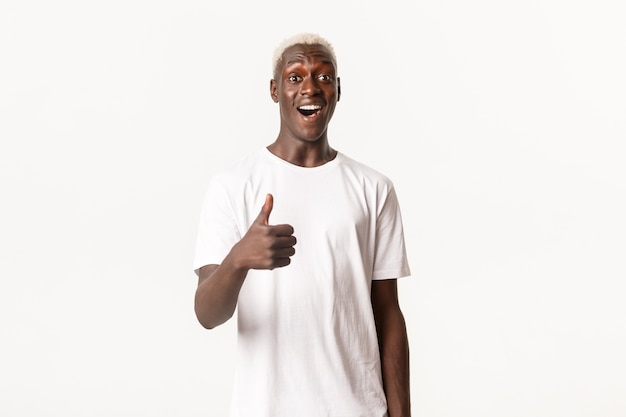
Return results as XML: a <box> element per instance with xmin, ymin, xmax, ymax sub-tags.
<box><xmin>300</xmin><ymin>76</ymin><xmax>321</xmax><ymax>96</ymax></box>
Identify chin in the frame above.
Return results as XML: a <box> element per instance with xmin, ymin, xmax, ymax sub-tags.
<box><xmin>297</xmin><ymin>130</ymin><xmax>326</xmax><ymax>143</ymax></box>
<box><xmin>297</xmin><ymin>124</ymin><xmax>329</xmax><ymax>141</ymax></box>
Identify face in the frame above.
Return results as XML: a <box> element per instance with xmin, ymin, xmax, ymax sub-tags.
<box><xmin>270</xmin><ymin>44</ymin><xmax>341</xmax><ymax>144</ymax></box>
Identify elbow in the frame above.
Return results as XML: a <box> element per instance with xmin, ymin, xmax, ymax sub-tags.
<box><xmin>195</xmin><ymin>313</ymin><xmax>220</xmax><ymax>330</ymax></box>
<box><xmin>194</xmin><ymin>279</ymin><xmax>236</xmax><ymax>329</ymax></box>
<box><xmin>194</xmin><ymin>306</ymin><xmax>218</xmax><ymax>330</ymax></box>
<box><xmin>194</xmin><ymin>304</ymin><xmax>233</xmax><ymax>330</ymax></box>
<box><xmin>195</xmin><ymin>310</ymin><xmax>214</xmax><ymax>330</ymax></box>
<box><xmin>198</xmin><ymin>320</ymin><xmax>216</xmax><ymax>330</ymax></box>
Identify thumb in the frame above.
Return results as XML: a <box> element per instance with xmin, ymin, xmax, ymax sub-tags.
<box><xmin>257</xmin><ymin>193</ymin><xmax>273</xmax><ymax>225</ymax></box>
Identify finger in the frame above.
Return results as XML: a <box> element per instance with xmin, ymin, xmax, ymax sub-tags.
<box><xmin>256</xmin><ymin>193</ymin><xmax>273</xmax><ymax>225</ymax></box>
<box><xmin>270</xmin><ymin>224</ymin><xmax>295</xmax><ymax>237</ymax></box>
<box><xmin>270</xmin><ymin>235</ymin><xmax>297</xmax><ymax>249</ymax></box>
<box><xmin>274</xmin><ymin>247</ymin><xmax>296</xmax><ymax>258</ymax></box>
<box><xmin>272</xmin><ymin>257</ymin><xmax>292</xmax><ymax>269</ymax></box>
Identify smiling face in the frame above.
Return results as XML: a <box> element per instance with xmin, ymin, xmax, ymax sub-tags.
<box><xmin>270</xmin><ymin>43</ymin><xmax>341</xmax><ymax>145</ymax></box>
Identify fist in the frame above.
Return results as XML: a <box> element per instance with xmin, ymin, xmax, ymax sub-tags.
<box><xmin>236</xmin><ymin>194</ymin><xmax>297</xmax><ymax>270</ymax></box>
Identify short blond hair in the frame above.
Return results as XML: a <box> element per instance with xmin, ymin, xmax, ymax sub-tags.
<box><xmin>272</xmin><ymin>33</ymin><xmax>337</xmax><ymax>78</ymax></box>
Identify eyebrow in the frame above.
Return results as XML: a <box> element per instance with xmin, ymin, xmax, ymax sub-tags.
<box><xmin>285</xmin><ymin>58</ymin><xmax>336</xmax><ymax>69</ymax></box>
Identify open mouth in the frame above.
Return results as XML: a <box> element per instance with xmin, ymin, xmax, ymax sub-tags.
<box><xmin>297</xmin><ymin>104</ymin><xmax>323</xmax><ymax>117</ymax></box>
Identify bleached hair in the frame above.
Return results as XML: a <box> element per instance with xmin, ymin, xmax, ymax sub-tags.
<box><xmin>272</xmin><ymin>33</ymin><xmax>337</xmax><ymax>78</ymax></box>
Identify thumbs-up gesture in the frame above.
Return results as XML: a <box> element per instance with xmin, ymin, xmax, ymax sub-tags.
<box><xmin>233</xmin><ymin>193</ymin><xmax>297</xmax><ymax>270</ymax></box>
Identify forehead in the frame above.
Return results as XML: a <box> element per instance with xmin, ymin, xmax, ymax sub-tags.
<box><xmin>280</xmin><ymin>44</ymin><xmax>337</xmax><ymax>71</ymax></box>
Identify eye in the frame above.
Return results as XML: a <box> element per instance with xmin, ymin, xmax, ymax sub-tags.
<box><xmin>287</xmin><ymin>74</ymin><xmax>301</xmax><ymax>83</ymax></box>
<box><xmin>318</xmin><ymin>74</ymin><xmax>334</xmax><ymax>82</ymax></box>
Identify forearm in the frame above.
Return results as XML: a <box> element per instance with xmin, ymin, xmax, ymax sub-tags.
<box><xmin>378</xmin><ymin>308</ymin><xmax>411</xmax><ymax>417</ymax></box>
<box><xmin>194</xmin><ymin>253</ymin><xmax>249</xmax><ymax>329</ymax></box>
<box><xmin>194</xmin><ymin>198</ymin><xmax>297</xmax><ymax>329</ymax></box>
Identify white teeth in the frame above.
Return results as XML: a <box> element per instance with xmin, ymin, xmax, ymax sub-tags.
<box><xmin>298</xmin><ymin>105</ymin><xmax>322</xmax><ymax>110</ymax></box>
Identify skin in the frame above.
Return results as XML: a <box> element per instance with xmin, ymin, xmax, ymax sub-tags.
<box><xmin>194</xmin><ymin>193</ymin><xmax>296</xmax><ymax>329</ymax></box>
<box><xmin>194</xmin><ymin>43</ymin><xmax>411</xmax><ymax>416</ymax></box>
<box><xmin>268</xmin><ymin>43</ymin><xmax>340</xmax><ymax>167</ymax></box>
<box><xmin>372</xmin><ymin>279</ymin><xmax>412</xmax><ymax>417</ymax></box>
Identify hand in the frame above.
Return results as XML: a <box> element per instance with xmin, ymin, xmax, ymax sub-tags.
<box><xmin>233</xmin><ymin>193</ymin><xmax>297</xmax><ymax>270</ymax></box>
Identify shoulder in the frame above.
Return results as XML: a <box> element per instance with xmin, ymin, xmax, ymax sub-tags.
<box><xmin>208</xmin><ymin>148</ymin><xmax>267</xmax><ymax>186</ymax></box>
<box><xmin>337</xmin><ymin>152</ymin><xmax>396</xmax><ymax>191</ymax></box>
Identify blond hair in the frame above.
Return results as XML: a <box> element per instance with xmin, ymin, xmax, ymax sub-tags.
<box><xmin>272</xmin><ymin>33</ymin><xmax>337</xmax><ymax>78</ymax></box>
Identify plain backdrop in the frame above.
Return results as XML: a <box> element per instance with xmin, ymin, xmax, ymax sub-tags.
<box><xmin>1</xmin><ymin>1</ymin><xmax>625</xmax><ymax>416</ymax></box>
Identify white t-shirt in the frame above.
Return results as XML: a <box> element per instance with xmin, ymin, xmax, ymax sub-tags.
<box><xmin>194</xmin><ymin>148</ymin><xmax>411</xmax><ymax>417</ymax></box>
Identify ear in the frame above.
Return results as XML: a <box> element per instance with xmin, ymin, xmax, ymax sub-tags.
<box><xmin>337</xmin><ymin>77</ymin><xmax>341</xmax><ymax>102</ymax></box>
<box><xmin>270</xmin><ymin>79</ymin><xmax>279</xmax><ymax>103</ymax></box>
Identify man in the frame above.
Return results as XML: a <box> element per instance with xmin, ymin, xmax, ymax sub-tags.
<box><xmin>193</xmin><ymin>33</ymin><xmax>411</xmax><ymax>417</ymax></box>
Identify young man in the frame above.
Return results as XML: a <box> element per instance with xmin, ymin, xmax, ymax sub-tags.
<box><xmin>193</xmin><ymin>33</ymin><xmax>412</xmax><ymax>417</ymax></box>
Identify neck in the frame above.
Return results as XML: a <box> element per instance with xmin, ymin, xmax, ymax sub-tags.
<box><xmin>267</xmin><ymin>139</ymin><xmax>337</xmax><ymax>168</ymax></box>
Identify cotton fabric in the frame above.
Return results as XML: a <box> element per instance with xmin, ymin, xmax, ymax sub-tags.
<box><xmin>194</xmin><ymin>148</ymin><xmax>410</xmax><ymax>417</ymax></box>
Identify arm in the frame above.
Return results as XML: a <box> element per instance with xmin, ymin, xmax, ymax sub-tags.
<box><xmin>372</xmin><ymin>279</ymin><xmax>411</xmax><ymax>417</ymax></box>
<box><xmin>194</xmin><ymin>194</ymin><xmax>296</xmax><ymax>329</ymax></box>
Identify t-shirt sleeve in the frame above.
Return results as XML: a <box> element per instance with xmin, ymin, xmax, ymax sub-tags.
<box><xmin>372</xmin><ymin>184</ymin><xmax>411</xmax><ymax>280</ymax></box>
<box><xmin>193</xmin><ymin>176</ymin><xmax>242</xmax><ymax>276</ymax></box>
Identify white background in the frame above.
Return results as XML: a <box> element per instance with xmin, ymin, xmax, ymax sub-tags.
<box><xmin>1</xmin><ymin>1</ymin><xmax>625</xmax><ymax>416</ymax></box>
